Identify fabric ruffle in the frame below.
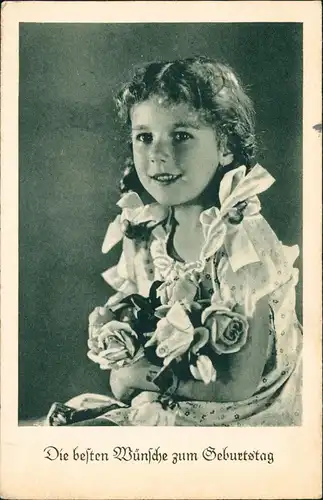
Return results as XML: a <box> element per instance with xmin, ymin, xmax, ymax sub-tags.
<box><xmin>214</xmin><ymin>217</ymin><xmax>300</xmax><ymax>316</ymax></box>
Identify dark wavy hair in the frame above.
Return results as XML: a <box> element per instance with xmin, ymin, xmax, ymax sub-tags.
<box><xmin>116</xmin><ymin>56</ymin><xmax>257</xmax><ymax>196</ymax></box>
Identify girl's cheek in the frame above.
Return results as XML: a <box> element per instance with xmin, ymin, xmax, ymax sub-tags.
<box><xmin>174</xmin><ymin>148</ymin><xmax>189</xmax><ymax>168</ymax></box>
<box><xmin>133</xmin><ymin>149</ymin><xmax>145</xmax><ymax>168</ymax></box>
<box><xmin>133</xmin><ymin>154</ymin><xmax>149</xmax><ymax>180</ymax></box>
<box><xmin>133</xmin><ymin>143</ymin><xmax>148</xmax><ymax>158</ymax></box>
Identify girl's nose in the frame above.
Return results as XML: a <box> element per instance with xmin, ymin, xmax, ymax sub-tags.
<box><xmin>149</xmin><ymin>139</ymin><xmax>171</xmax><ymax>164</ymax></box>
<box><xmin>150</xmin><ymin>156</ymin><xmax>166</xmax><ymax>164</ymax></box>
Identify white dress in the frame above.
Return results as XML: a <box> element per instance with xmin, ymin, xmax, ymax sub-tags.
<box><xmin>67</xmin><ymin>164</ymin><xmax>302</xmax><ymax>426</ymax></box>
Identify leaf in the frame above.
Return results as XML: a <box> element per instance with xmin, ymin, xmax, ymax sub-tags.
<box><xmin>129</xmin><ymin>294</ymin><xmax>150</xmax><ymax>311</ymax></box>
<box><xmin>149</xmin><ymin>280</ymin><xmax>164</xmax><ymax>306</ymax></box>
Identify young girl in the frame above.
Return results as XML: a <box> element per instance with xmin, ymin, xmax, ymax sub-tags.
<box><xmin>49</xmin><ymin>56</ymin><xmax>302</xmax><ymax>426</ymax></box>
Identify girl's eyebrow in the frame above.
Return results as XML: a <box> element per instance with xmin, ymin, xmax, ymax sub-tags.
<box><xmin>131</xmin><ymin>125</ymin><xmax>149</xmax><ymax>131</ymax></box>
<box><xmin>131</xmin><ymin>121</ymin><xmax>201</xmax><ymax>131</ymax></box>
<box><xmin>173</xmin><ymin>121</ymin><xmax>200</xmax><ymax>129</ymax></box>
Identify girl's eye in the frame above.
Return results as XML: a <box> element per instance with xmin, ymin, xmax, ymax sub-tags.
<box><xmin>135</xmin><ymin>132</ymin><xmax>153</xmax><ymax>144</ymax></box>
<box><xmin>173</xmin><ymin>131</ymin><xmax>193</xmax><ymax>143</ymax></box>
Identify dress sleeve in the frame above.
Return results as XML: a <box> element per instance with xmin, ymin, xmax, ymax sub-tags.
<box><xmin>101</xmin><ymin>236</ymin><xmax>138</xmax><ymax>307</ymax></box>
<box><xmin>217</xmin><ymin>215</ymin><xmax>300</xmax><ymax>317</ymax></box>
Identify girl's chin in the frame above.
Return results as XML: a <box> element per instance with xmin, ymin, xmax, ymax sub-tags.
<box><xmin>151</xmin><ymin>192</ymin><xmax>192</xmax><ymax>207</ymax></box>
<box><xmin>144</xmin><ymin>183</ymin><xmax>201</xmax><ymax>207</ymax></box>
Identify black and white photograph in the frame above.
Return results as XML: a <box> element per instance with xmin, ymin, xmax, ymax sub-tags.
<box><xmin>19</xmin><ymin>21</ymin><xmax>304</xmax><ymax>428</ymax></box>
<box><xmin>1</xmin><ymin>1</ymin><xmax>321</xmax><ymax>499</ymax></box>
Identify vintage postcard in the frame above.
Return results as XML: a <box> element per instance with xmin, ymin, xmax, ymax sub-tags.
<box><xmin>1</xmin><ymin>1</ymin><xmax>322</xmax><ymax>498</ymax></box>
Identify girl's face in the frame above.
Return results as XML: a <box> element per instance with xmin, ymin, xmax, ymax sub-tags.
<box><xmin>131</xmin><ymin>97</ymin><xmax>232</xmax><ymax>207</ymax></box>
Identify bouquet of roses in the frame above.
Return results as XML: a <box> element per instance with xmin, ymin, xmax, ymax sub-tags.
<box><xmin>87</xmin><ymin>278</ymin><xmax>249</xmax><ymax>394</ymax></box>
<box><xmin>88</xmin><ymin>280</ymin><xmax>249</xmax><ymax>385</ymax></box>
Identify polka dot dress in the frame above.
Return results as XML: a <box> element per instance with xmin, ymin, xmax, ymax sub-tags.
<box><xmin>94</xmin><ymin>196</ymin><xmax>302</xmax><ymax>426</ymax></box>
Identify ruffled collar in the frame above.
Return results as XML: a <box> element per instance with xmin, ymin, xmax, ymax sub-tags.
<box><xmin>102</xmin><ymin>164</ymin><xmax>275</xmax><ymax>272</ymax></box>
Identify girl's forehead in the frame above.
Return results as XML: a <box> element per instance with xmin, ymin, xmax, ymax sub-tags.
<box><xmin>130</xmin><ymin>96</ymin><xmax>203</xmax><ymax>127</ymax></box>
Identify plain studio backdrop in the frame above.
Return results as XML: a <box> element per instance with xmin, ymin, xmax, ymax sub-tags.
<box><xmin>19</xmin><ymin>23</ymin><xmax>302</xmax><ymax>420</ymax></box>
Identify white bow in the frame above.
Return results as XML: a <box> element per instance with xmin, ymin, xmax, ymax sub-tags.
<box><xmin>102</xmin><ymin>192</ymin><xmax>168</xmax><ymax>254</ymax></box>
<box><xmin>200</xmin><ymin>164</ymin><xmax>275</xmax><ymax>271</ymax></box>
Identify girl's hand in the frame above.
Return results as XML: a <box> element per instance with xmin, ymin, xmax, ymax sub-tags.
<box><xmin>109</xmin><ymin>369</ymin><xmax>139</xmax><ymax>402</ymax></box>
<box><xmin>109</xmin><ymin>357</ymin><xmax>161</xmax><ymax>403</ymax></box>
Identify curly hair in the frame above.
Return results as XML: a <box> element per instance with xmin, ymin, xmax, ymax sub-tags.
<box><xmin>116</xmin><ymin>56</ymin><xmax>257</xmax><ymax>196</ymax></box>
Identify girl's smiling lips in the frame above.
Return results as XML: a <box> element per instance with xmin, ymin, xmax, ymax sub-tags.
<box><xmin>150</xmin><ymin>173</ymin><xmax>182</xmax><ymax>185</ymax></box>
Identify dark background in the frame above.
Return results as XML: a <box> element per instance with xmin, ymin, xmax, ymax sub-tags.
<box><xmin>19</xmin><ymin>23</ymin><xmax>302</xmax><ymax>420</ymax></box>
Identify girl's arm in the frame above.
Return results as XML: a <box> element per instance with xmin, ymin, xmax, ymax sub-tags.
<box><xmin>110</xmin><ymin>297</ymin><xmax>270</xmax><ymax>403</ymax></box>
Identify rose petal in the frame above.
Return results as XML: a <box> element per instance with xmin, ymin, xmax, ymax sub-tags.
<box><xmin>154</xmin><ymin>304</ymin><xmax>172</xmax><ymax>319</ymax></box>
<box><xmin>190</xmin><ymin>363</ymin><xmax>203</xmax><ymax>381</ymax></box>
<box><xmin>171</xmin><ymin>278</ymin><xmax>197</xmax><ymax>305</ymax></box>
<box><xmin>105</xmin><ymin>320</ymin><xmax>137</xmax><ymax>335</ymax></box>
<box><xmin>166</xmin><ymin>301</ymin><xmax>194</xmax><ymax>334</ymax></box>
<box><xmin>99</xmin><ymin>347</ymin><xmax>128</xmax><ymax>361</ymax></box>
<box><xmin>87</xmin><ymin>350</ymin><xmax>102</xmax><ymax>364</ymax></box>
<box><xmin>98</xmin><ymin>321</ymin><xmax>137</xmax><ymax>345</ymax></box>
<box><xmin>144</xmin><ymin>332</ymin><xmax>158</xmax><ymax>348</ymax></box>
<box><xmin>103</xmin><ymin>345</ymin><xmax>122</xmax><ymax>354</ymax></box>
<box><xmin>88</xmin><ymin>324</ymin><xmax>103</xmax><ymax>340</ymax></box>
<box><xmin>147</xmin><ymin>302</ymin><xmax>195</xmax><ymax>365</ymax></box>
<box><xmin>156</xmin><ymin>331</ymin><xmax>193</xmax><ymax>360</ymax></box>
<box><xmin>162</xmin><ymin>344</ymin><xmax>190</xmax><ymax>366</ymax></box>
<box><xmin>201</xmin><ymin>305</ymin><xmax>232</xmax><ymax>324</ymax></box>
<box><xmin>145</xmin><ymin>319</ymin><xmax>173</xmax><ymax>347</ymax></box>
<box><xmin>212</xmin><ymin>314</ymin><xmax>232</xmax><ymax>338</ymax></box>
<box><xmin>88</xmin><ymin>306</ymin><xmax>110</xmax><ymax>327</ymax></box>
<box><xmin>111</xmin><ymin>329</ymin><xmax>128</xmax><ymax>344</ymax></box>
<box><xmin>196</xmin><ymin>355</ymin><xmax>217</xmax><ymax>384</ymax></box>
<box><xmin>87</xmin><ymin>338</ymin><xmax>100</xmax><ymax>352</ymax></box>
<box><xmin>190</xmin><ymin>327</ymin><xmax>210</xmax><ymax>354</ymax></box>
<box><xmin>122</xmin><ymin>333</ymin><xmax>136</xmax><ymax>358</ymax></box>
<box><xmin>221</xmin><ymin>330</ymin><xmax>239</xmax><ymax>345</ymax></box>
<box><xmin>214</xmin><ymin>328</ymin><xmax>248</xmax><ymax>354</ymax></box>
<box><xmin>105</xmin><ymin>338</ymin><xmax>122</xmax><ymax>349</ymax></box>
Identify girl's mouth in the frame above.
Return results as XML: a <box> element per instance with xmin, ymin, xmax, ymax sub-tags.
<box><xmin>151</xmin><ymin>173</ymin><xmax>182</xmax><ymax>185</ymax></box>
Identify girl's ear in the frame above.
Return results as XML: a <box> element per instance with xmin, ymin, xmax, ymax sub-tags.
<box><xmin>219</xmin><ymin>148</ymin><xmax>234</xmax><ymax>167</ymax></box>
<box><xmin>218</xmin><ymin>136</ymin><xmax>234</xmax><ymax>167</ymax></box>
